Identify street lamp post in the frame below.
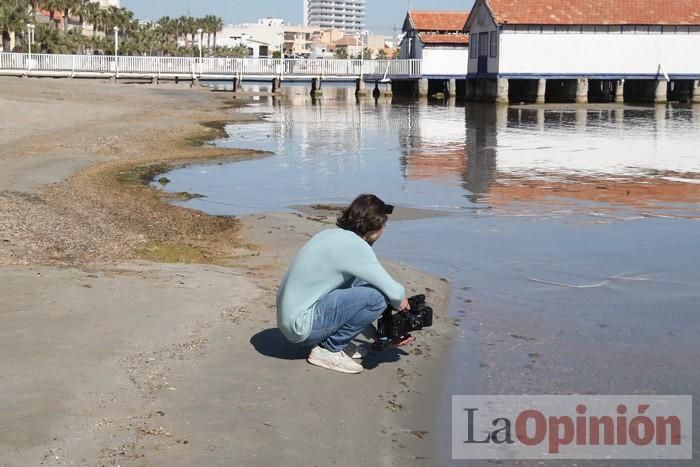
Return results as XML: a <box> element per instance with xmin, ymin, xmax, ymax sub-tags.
<box><xmin>26</xmin><ymin>24</ymin><xmax>35</xmax><ymax>71</ymax></box>
<box><xmin>113</xmin><ymin>26</ymin><xmax>119</xmax><ymax>77</ymax></box>
<box><xmin>279</xmin><ymin>32</ymin><xmax>284</xmax><ymax>80</ymax></box>
<box><xmin>196</xmin><ymin>28</ymin><xmax>203</xmax><ymax>77</ymax></box>
<box><xmin>356</xmin><ymin>32</ymin><xmax>365</xmax><ymax>80</ymax></box>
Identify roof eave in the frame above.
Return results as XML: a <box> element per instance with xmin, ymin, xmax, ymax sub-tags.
<box><xmin>465</xmin><ymin>0</ymin><xmax>500</xmax><ymax>30</ymax></box>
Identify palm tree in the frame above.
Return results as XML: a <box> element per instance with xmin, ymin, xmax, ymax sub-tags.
<box><xmin>194</xmin><ymin>17</ymin><xmax>206</xmax><ymax>50</ymax></box>
<box><xmin>75</xmin><ymin>0</ymin><xmax>97</xmax><ymax>35</ymax></box>
<box><xmin>33</xmin><ymin>21</ymin><xmax>62</xmax><ymax>52</ymax></box>
<box><xmin>91</xmin><ymin>5</ymin><xmax>106</xmax><ymax>38</ymax></box>
<box><xmin>39</xmin><ymin>0</ymin><xmax>61</xmax><ymax>29</ymax></box>
<box><xmin>28</xmin><ymin>0</ymin><xmax>39</xmax><ymax>21</ymax></box>
<box><xmin>201</xmin><ymin>15</ymin><xmax>220</xmax><ymax>49</ymax></box>
<box><xmin>119</xmin><ymin>7</ymin><xmax>134</xmax><ymax>38</ymax></box>
<box><xmin>177</xmin><ymin>15</ymin><xmax>195</xmax><ymax>46</ymax></box>
<box><xmin>91</xmin><ymin>33</ymin><xmax>111</xmax><ymax>54</ymax></box>
<box><xmin>63</xmin><ymin>27</ymin><xmax>86</xmax><ymax>50</ymax></box>
<box><xmin>210</xmin><ymin>15</ymin><xmax>223</xmax><ymax>49</ymax></box>
<box><xmin>201</xmin><ymin>15</ymin><xmax>211</xmax><ymax>48</ymax></box>
<box><xmin>231</xmin><ymin>44</ymin><xmax>249</xmax><ymax>58</ymax></box>
<box><xmin>58</xmin><ymin>0</ymin><xmax>76</xmax><ymax>32</ymax></box>
<box><xmin>157</xmin><ymin>16</ymin><xmax>176</xmax><ymax>42</ymax></box>
<box><xmin>334</xmin><ymin>47</ymin><xmax>348</xmax><ymax>59</ymax></box>
<box><xmin>96</xmin><ymin>5</ymin><xmax>132</xmax><ymax>43</ymax></box>
<box><xmin>0</xmin><ymin>0</ymin><xmax>31</xmax><ymax>52</ymax></box>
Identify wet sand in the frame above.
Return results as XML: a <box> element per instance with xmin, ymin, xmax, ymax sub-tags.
<box><xmin>0</xmin><ymin>77</ymin><xmax>457</xmax><ymax>465</ymax></box>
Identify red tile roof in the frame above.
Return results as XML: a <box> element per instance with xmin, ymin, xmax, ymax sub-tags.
<box><xmin>483</xmin><ymin>0</ymin><xmax>700</xmax><ymax>25</ymax></box>
<box><xmin>407</xmin><ymin>11</ymin><xmax>470</xmax><ymax>31</ymax></box>
<box><xmin>418</xmin><ymin>33</ymin><xmax>470</xmax><ymax>45</ymax></box>
<box><xmin>334</xmin><ymin>36</ymin><xmax>361</xmax><ymax>46</ymax></box>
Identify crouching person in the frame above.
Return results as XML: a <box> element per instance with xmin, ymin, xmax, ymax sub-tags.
<box><xmin>276</xmin><ymin>194</ymin><xmax>410</xmax><ymax>374</ymax></box>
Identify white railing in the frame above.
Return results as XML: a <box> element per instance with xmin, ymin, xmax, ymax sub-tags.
<box><xmin>0</xmin><ymin>53</ymin><xmax>423</xmax><ymax>78</ymax></box>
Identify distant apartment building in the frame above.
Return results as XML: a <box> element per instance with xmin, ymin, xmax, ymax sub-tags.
<box><xmin>303</xmin><ymin>0</ymin><xmax>366</xmax><ymax>33</ymax></box>
<box><xmin>217</xmin><ymin>18</ymin><xmax>289</xmax><ymax>57</ymax></box>
<box><xmin>217</xmin><ymin>18</ymin><xmax>338</xmax><ymax>58</ymax></box>
<box><xmin>284</xmin><ymin>25</ymin><xmax>325</xmax><ymax>57</ymax></box>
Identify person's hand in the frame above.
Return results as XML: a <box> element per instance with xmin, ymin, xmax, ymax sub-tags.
<box><xmin>399</xmin><ymin>297</ymin><xmax>410</xmax><ymax>311</ymax></box>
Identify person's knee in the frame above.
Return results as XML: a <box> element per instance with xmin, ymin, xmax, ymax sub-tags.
<box><xmin>367</xmin><ymin>288</ymin><xmax>388</xmax><ymax>315</ymax></box>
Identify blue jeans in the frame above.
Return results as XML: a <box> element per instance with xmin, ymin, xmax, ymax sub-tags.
<box><xmin>300</xmin><ymin>283</ymin><xmax>387</xmax><ymax>352</ymax></box>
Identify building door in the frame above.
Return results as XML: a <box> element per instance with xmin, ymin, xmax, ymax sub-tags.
<box><xmin>478</xmin><ymin>32</ymin><xmax>489</xmax><ymax>74</ymax></box>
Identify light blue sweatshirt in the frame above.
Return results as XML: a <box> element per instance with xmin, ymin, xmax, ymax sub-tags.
<box><xmin>276</xmin><ymin>228</ymin><xmax>406</xmax><ymax>343</ymax></box>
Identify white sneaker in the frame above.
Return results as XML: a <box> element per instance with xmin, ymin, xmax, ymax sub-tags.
<box><xmin>344</xmin><ymin>342</ymin><xmax>369</xmax><ymax>359</ymax></box>
<box><xmin>307</xmin><ymin>346</ymin><xmax>363</xmax><ymax>374</ymax></box>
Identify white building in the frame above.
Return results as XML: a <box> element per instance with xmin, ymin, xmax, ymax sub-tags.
<box><xmin>465</xmin><ymin>0</ymin><xmax>700</xmax><ymax>103</ymax></box>
<box><xmin>218</xmin><ymin>19</ymin><xmax>286</xmax><ymax>57</ymax></box>
<box><xmin>303</xmin><ymin>0</ymin><xmax>366</xmax><ymax>33</ymax></box>
<box><xmin>96</xmin><ymin>0</ymin><xmax>120</xmax><ymax>7</ymax></box>
<box><xmin>283</xmin><ymin>25</ymin><xmax>325</xmax><ymax>57</ymax></box>
<box><xmin>400</xmin><ymin>11</ymin><xmax>470</xmax><ymax>78</ymax></box>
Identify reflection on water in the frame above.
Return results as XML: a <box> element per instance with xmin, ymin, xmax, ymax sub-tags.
<box><xmin>159</xmin><ymin>87</ymin><xmax>700</xmax><ymax>464</ymax></box>
<box><xmin>163</xmin><ymin>86</ymin><xmax>700</xmax><ymax>218</ymax></box>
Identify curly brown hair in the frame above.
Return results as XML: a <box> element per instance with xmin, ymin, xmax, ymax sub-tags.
<box><xmin>336</xmin><ymin>194</ymin><xmax>391</xmax><ymax>237</ymax></box>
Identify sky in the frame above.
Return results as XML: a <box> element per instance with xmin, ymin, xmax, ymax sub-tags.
<box><xmin>120</xmin><ymin>0</ymin><xmax>475</xmax><ymax>34</ymax></box>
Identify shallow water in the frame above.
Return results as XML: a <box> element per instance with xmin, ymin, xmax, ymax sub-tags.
<box><xmin>157</xmin><ymin>85</ymin><xmax>700</xmax><ymax>464</ymax></box>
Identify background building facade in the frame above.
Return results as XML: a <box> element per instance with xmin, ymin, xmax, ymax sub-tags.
<box><xmin>303</xmin><ymin>0</ymin><xmax>366</xmax><ymax>33</ymax></box>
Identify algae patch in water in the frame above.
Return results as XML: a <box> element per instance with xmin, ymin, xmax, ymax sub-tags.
<box><xmin>162</xmin><ymin>191</ymin><xmax>207</xmax><ymax>201</ymax></box>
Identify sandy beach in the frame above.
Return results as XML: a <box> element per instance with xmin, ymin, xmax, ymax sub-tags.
<box><xmin>0</xmin><ymin>77</ymin><xmax>456</xmax><ymax>466</ymax></box>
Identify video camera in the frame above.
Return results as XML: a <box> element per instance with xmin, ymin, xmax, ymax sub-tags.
<box><xmin>373</xmin><ymin>294</ymin><xmax>433</xmax><ymax>351</ymax></box>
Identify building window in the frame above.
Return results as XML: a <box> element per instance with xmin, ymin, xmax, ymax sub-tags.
<box><xmin>470</xmin><ymin>33</ymin><xmax>477</xmax><ymax>58</ymax></box>
<box><xmin>478</xmin><ymin>32</ymin><xmax>489</xmax><ymax>57</ymax></box>
<box><xmin>489</xmin><ymin>31</ymin><xmax>497</xmax><ymax>57</ymax></box>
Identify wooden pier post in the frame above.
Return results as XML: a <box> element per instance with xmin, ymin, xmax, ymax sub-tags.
<box><xmin>615</xmin><ymin>79</ymin><xmax>625</xmax><ymax>103</ymax></box>
<box><xmin>384</xmin><ymin>81</ymin><xmax>393</xmax><ymax>97</ymax></box>
<box><xmin>271</xmin><ymin>77</ymin><xmax>281</xmax><ymax>93</ymax></box>
<box><xmin>655</xmin><ymin>80</ymin><xmax>668</xmax><ymax>104</ymax></box>
<box><xmin>692</xmin><ymin>80</ymin><xmax>700</xmax><ymax>104</ymax></box>
<box><xmin>536</xmin><ymin>79</ymin><xmax>546</xmax><ymax>104</ymax></box>
<box><xmin>576</xmin><ymin>78</ymin><xmax>589</xmax><ymax>104</ymax></box>
<box><xmin>418</xmin><ymin>78</ymin><xmax>429</xmax><ymax>97</ymax></box>
<box><xmin>372</xmin><ymin>81</ymin><xmax>381</xmax><ymax>98</ymax></box>
<box><xmin>232</xmin><ymin>77</ymin><xmax>241</xmax><ymax>92</ymax></box>
<box><xmin>496</xmin><ymin>78</ymin><xmax>509</xmax><ymax>104</ymax></box>
<box><xmin>355</xmin><ymin>78</ymin><xmax>367</xmax><ymax>97</ymax></box>
<box><xmin>448</xmin><ymin>79</ymin><xmax>457</xmax><ymax>97</ymax></box>
<box><xmin>311</xmin><ymin>77</ymin><xmax>323</xmax><ymax>97</ymax></box>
